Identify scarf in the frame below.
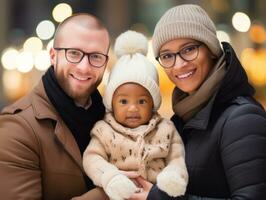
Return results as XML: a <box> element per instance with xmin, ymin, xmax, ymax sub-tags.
<box><xmin>172</xmin><ymin>53</ymin><xmax>227</xmax><ymax>122</ymax></box>
<box><xmin>42</xmin><ymin>67</ymin><xmax>105</xmax><ymax>154</ymax></box>
<box><xmin>42</xmin><ymin>67</ymin><xmax>105</xmax><ymax>190</ymax></box>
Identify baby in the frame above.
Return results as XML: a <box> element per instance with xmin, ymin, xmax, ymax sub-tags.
<box><xmin>83</xmin><ymin>30</ymin><xmax>188</xmax><ymax>200</ymax></box>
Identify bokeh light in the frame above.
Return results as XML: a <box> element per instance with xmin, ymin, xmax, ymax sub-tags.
<box><xmin>52</xmin><ymin>3</ymin><xmax>72</xmax><ymax>22</ymax></box>
<box><xmin>217</xmin><ymin>30</ymin><xmax>231</xmax><ymax>43</ymax></box>
<box><xmin>1</xmin><ymin>48</ymin><xmax>19</xmax><ymax>70</ymax></box>
<box><xmin>36</xmin><ymin>20</ymin><xmax>55</xmax><ymax>40</ymax></box>
<box><xmin>34</xmin><ymin>50</ymin><xmax>51</xmax><ymax>71</ymax></box>
<box><xmin>232</xmin><ymin>12</ymin><xmax>251</xmax><ymax>32</ymax></box>
<box><xmin>2</xmin><ymin>70</ymin><xmax>31</xmax><ymax>101</ymax></box>
<box><xmin>3</xmin><ymin>70</ymin><xmax>23</xmax><ymax>92</ymax></box>
<box><xmin>23</xmin><ymin>37</ymin><xmax>43</xmax><ymax>53</ymax></box>
<box><xmin>46</xmin><ymin>39</ymin><xmax>54</xmax><ymax>51</ymax></box>
<box><xmin>16</xmin><ymin>51</ymin><xmax>34</xmax><ymax>73</ymax></box>
<box><xmin>241</xmin><ymin>48</ymin><xmax>266</xmax><ymax>86</ymax></box>
<box><xmin>249</xmin><ymin>23</ymin><xmax>266</xmax><ymax>44</ymax></box>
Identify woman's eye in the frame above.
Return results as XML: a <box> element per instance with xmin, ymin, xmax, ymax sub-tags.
<box><xmin>182</xmin><ymin>45</ymin><xmax>197</xmax><ymax>54</ymax></box>
<box><xmin>161</xmin><ymin>53</ymin><xmax>174</xmax><ymax>60</ymax></box>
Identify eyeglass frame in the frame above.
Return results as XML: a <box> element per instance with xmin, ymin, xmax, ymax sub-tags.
<box><xmin>54</xmin><ymin>47</ymin><xmax>109</xmax><ymax>68</ymax></box>
<box><xmin>155</xmin><ymin>43</ymin><xmax>202</xmax><ymax>68</ymax></box>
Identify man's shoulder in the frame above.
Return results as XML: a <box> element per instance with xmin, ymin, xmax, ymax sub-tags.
<box><xmin>1</xmin><ymin>94</ymin><xmax>32</xmax><ymax>115</ymax></box>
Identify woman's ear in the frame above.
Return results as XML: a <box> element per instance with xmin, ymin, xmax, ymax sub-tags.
<box><xmin>211</xmin><ymin>53</ymin><xmax>217</xmax><ymax>59</ymax></box>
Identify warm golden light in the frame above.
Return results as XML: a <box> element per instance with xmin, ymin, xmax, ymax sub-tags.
<box><xmin>2</xmin><ymin>70</ymin><xmax>29</xmax><ymax>101</ymax></box>
<box><xmin>249</xmin><ymin>24</ymin><xmax>266</xmax><ymax>44</ymax></box>
<box><xmin>241</xmin><ymin>48</ymin><xmax>266</xmax><ymax>86</ymax></box>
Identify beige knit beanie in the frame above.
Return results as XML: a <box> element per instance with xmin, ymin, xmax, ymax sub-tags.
<box><xmin>103</xmin><ymin>30</ymin><xmax>161</xmax><ymax>112</ymax></box>
<box><xmin>152</xmin><ymin>4</ymin><xmax>222</xmax><ymax>57</ymax></box>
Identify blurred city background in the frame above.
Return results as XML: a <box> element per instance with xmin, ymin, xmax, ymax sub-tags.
<box><xmin>0</xmin><ymin>0</ymin><xmax>265</xmax><ymax>117</ymax></box>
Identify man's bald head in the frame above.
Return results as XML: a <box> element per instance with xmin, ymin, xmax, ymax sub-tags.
<box><xmin>53</xmin><ymin>13</ymin><xmax>109</xmax><ymax>47</ymax></box>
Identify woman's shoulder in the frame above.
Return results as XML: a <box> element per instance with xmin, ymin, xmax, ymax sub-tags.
<box><xmin>224</xmin><ymin>96</ymin><xmax>265</xmax><ymax>120</ymax></box>
<box><xmin>220</xmin><ymin>96</ymin><xmax>266</xmax><ymax>145</ymax></box>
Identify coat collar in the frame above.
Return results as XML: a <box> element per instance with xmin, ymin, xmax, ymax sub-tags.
<box><xmin>183</xmin><ymin>93</ymin><xmax>216</xmax><ymax>130</ymax></box>
<box><xmin>33</xmin><ymin>81</ymin><xmax>83</xmax><ymax>170</ymax></box>
<box><xmin>3</xmin><ymin>80</ymin><xmax>83</xmax><ymax>171</ymax></box>
<box><xmin>104</xmin><ymin>112</ymin><xmax>162</xmax><ymax>139</ymax></box>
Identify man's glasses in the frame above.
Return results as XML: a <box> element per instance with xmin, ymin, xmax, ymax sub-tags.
<box><xmin>54</xmin><ymin>48</ymin><xmax>108</xmax><ymax>68</ymax></box>
<box><xmin>156</xmin><ymin>44</ymin><xmax>202</xmax><ymax>68</ymax></box>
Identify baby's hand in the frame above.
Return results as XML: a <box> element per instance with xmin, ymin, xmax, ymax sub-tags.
<box><xmin>157</xmin><ymin>170</ymin><xmax>187</xmax><ymax>197</ymax></box>
<box><xmin>106</xmin><ymin>174</ymin><xmax>138</xmax><ymax>200</ymax></box>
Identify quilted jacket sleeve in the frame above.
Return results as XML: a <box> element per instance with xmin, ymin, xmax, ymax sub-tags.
<box><xmin>0</xmin><ymin>114</ymin><xmax>42</xmax><ymax>200</ymax></box>
<box><xmin>220</xmin><ymin>103</ymin><xmax>266</xmax><ymax>199</ymax></box>
<box><xmin>83</xmin><ymin>122</ymin><xmax>121</xmax><ymax>191</ymax></box>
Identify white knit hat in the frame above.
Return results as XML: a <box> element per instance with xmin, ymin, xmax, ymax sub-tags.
<box><xmin>103</xmin><ymin>30</ymin><xmax>161</xmax><ymax>112</ymax></box>
<box><xmin>152</xmin><ymin>4</ymin><xmax>222</xmax><ymax>57</ymax></box>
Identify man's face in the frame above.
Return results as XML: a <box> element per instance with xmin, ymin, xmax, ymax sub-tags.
<box><xmin>50</xmin><ymin>22</ymin><xmax>109</xmax><ymax>105</ymax></box>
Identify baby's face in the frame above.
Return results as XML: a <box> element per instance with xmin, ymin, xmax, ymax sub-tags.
<box><xmin>112</xmin><ymin>83</ymin><xmax>154</xmax><ymax>128</ymax></box>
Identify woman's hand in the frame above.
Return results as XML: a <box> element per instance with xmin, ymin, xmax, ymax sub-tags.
<box><xmin>120</xmin><ymin>170</ymin><xmax>153</xmax><ymax>199</ymax></box>
<box><xmin>128</xmin><ymin>176</ymin><xmax>153</xmax><ymax>200</ymax></box>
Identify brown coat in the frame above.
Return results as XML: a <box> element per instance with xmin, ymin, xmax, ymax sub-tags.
<box><xmin>83</xmin><ymin>113</ymin><xmax>187</xmax><ymax>191</ymax></box>
<box><xmin>0</xmin><ymin>81</ymin><xmax>108</xmax><ymax>200</ymax></box>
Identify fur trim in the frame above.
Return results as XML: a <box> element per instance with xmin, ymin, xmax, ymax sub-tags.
<box><xmin>114</xmin><ymin>30</ymin><xmax>148</xmax><ymax>58</ymax></box>
<box><xmin>157</xmin><ymin>170</ymin><xmax>187</xmax><ymax>197</ymax></box>
<box><xmin>105</xmin><ymin>174</ymin><xmax>137</xmax><ymax>200</ymax></box>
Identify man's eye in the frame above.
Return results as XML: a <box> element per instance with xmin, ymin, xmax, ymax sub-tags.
<box><xmin>119</xmin><ymin>99</ymin><xmax>128</xmax><ymax>104</ymax></box>
<box><xmin>68</xmin><ymin>50</ymin><xmax>82</xmax><ymax>57</ymax></box>
<box><xmin>90</xmin><ymin>53</ymin><xmax>103</xmax><ymax>61</ymax></box>
<box><xmin>139</xmin><ymin>99</ymin><xmax>147</xmax><ymax>104</ymax></box>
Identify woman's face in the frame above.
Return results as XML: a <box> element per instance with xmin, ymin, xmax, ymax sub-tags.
<box><xmin>159</xmin><ymin>38</ymin><xmax>215</xmax><ymax>94</ymax></box>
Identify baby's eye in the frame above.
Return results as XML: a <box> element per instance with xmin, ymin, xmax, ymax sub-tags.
<box><xmin>139</xmin><ymin>99</ymin><xmax>147</xmax><ymax>104</ymax></box>
<box><xmin>119</xmin><ymin>99</ymin><xmax>128</xmax><ymax>104</ymax></box>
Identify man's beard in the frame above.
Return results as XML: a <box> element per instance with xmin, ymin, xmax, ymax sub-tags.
<box><xmin>54</xmin><ymin>62</ymin><xmax>100</xmax><ymax>103</ymax></box>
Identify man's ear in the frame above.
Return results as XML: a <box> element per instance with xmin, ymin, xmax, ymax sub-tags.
<box><xmin>49</xmin><ymin>48</ymin><xmax>56</xmax><ymax>66</ymax></box>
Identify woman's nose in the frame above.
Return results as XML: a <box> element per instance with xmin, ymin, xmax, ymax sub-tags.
<box><xmin>173</xmin><ymin>55</ymin><xmax>188</xmax><ymax>69</ymax></box>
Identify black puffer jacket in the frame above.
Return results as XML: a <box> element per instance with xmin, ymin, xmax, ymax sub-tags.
<box><xmin>147</xmin><ymin>43</ymin><xmax>266</xmax><ymax>200</ymax></box>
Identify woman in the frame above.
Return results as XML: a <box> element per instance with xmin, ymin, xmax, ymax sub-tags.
<box><xmin>128</xmin><ymin>4</ymin><xmax>266</xmax><ymax>200</ymax></box>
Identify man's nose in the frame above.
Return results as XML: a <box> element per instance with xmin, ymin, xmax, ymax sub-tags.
<box><xmin>76</xmin><ymin>55</ymin><xmax>92</xmax><ymax>71</ymax></box>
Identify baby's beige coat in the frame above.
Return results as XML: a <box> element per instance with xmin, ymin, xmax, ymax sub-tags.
<box><xmin>83</xmin><ymin>113</ymin><xmax>187</xmax><ymax>190</ymax></box>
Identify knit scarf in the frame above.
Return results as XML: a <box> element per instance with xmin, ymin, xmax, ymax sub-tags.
<box><xmin>42</xmin><ymin>67</ymin><xmax>105</xmax><ymax>154</ymax></box>
<box><xmin>172</xmin><ymin>53</ymin><xmax>227</xmax><ymax>122</ymax></box>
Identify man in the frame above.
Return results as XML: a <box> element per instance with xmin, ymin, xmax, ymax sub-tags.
<box><xmin>0</xmin><ymin>13</ymin><xmax>110</xmax><ymax>200</ymax></box>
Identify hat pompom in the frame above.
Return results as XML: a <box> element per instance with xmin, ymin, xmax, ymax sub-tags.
<box><xmin>114</xmin><ymin>30</ymin><xmax>148</xmax><ymax>58</ymax></box>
